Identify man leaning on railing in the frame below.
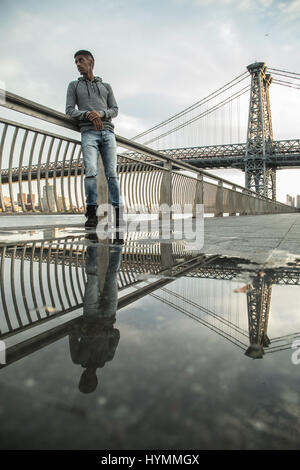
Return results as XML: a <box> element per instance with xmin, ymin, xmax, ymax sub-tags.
<box><xmin>65</xmin><ymin>49</ymin><xmax>123</xmax><ymax>229</ymax></box>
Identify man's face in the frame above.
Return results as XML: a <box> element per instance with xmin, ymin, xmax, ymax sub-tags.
<box><xmin>75</xmin><ymin>55</ymin><xmax>93</xmax><ymax>75</ymax></box>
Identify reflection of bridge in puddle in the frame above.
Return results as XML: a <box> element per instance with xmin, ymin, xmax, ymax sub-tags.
<box><xmin>1</xmin><ymin>233</ymin><xmax>300</xmax><ymax>369</ymax></box>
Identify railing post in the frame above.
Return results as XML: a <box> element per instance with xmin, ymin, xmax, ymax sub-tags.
<box><xmin>253</xmin><ymin>196</ymin><xmax>259</xmax><ymax>215</ymax></box>
<box><xmin>256</xmin><ymin>197</ymin><xmax>260</xmax><ymax>214</ymax></box>
<box><xmin>159</xmin><ymin>161</ymin><xmax>172</xmax><ymax>220</ymax></box>
<box><xmin>241</xmin><ymin>189</ymin><xmax>247</xmax><ymax>215</ymax></box>
<box><xmin>160</xmin><ymin>242</ymin><xmax>173</xmax><ymax>271</ymax></box>
<box><xmin>229</xmin><ymin>185</ymin><xmax>237</xmax><ymax>216</ymax></box>
<box><xmin>193</xmin><ymin>174</ymin><xmax>203</xmax><ymax>218</ymax></box>
<box><xmin>249</xmin><ymin>195</ymin><xmax>255</xmax><ymax>215</ymax></box>
<box><xmin>214</xmin><ymin>181</ymin><xmax>223</xmax><ymax>217</ymax></box>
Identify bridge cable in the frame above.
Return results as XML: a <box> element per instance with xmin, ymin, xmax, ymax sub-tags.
<box><xmin>269</xmin><ymin>71</ymin><xmax>300</xmax><ymax>81</ymax></box>
<box><xmin>142</xmin><ymin>85</ymin><xmax>250</xmax><ymax>145</ymax></box>
<box><xmin>132</xmin><ymin>71</ymin><xmax>249</xmax><ymax>140</ymax></box>
<box><xmin>272</xmin><ymin>79</ymin><xmax>300</xmax><ymax>90</ymax></box>
<box><xmin>269</xmin><ymin>67</ymin><xmax>300</xmax><ymax>77</ymax></box>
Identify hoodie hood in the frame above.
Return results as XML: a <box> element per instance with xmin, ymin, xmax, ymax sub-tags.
<box><xmin>78</xmin><ymin>76</ymin><xmax>103</xmax><ymax>83</ymax></box>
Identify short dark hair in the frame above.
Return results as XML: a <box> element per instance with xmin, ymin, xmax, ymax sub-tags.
<box><xmin>74</xmin><ymin>50</ymin><xmax>94</xmax><ymax>60</ymax></box>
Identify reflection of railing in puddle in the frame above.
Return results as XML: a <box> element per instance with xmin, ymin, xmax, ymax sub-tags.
<box><xmin>1</xmin><ymin>239</ymin><xmax>300</xmax><ymax>369</ymax></box>
<box><xmin>0</xmin><ymin>237</ymin><xmax>206</xmax><ymax>340</ymax></box>
<box><xmin>0</xmin><ymin>241</ymin><xmax>213</xmax><ymax>371</ymax></box>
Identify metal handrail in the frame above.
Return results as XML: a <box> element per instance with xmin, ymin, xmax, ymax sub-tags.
<box><xmin>0</xmin><ymin>90</ymin><xmax>285</xmax><ymax>199</ymax></box>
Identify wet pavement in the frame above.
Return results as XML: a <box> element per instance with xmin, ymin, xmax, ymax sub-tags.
<box><xmin>0</xmin><ymin>215</ymin><xmax>300</xmax><ymax>449</ymax></box>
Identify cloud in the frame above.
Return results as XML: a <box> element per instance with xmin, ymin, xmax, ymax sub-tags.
<box><xmin>0</xmin><ymin>59</ymin><xmax>23</xmax><ymax>81</ymax></box>
<box><xmin>278</xmin><ymin>0</ymin><xmax>300</xmax><ymax>18</ymax></box>
<box><xmin>115</xmin><ymin>112</ymin><xmax>148</xmax><ymax>138</ymax></box>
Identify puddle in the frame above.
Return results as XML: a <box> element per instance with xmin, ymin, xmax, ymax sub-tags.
<box><xmin>0</xmin><ymin>234</ymin><xmax>300</xmax><ymax>449</ymax></box>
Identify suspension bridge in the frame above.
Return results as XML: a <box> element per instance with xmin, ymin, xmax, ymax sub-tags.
<box><xmin>128</xmin><ymin>62</ymin><xmax>300</xmax><ymax>200</ymax></box>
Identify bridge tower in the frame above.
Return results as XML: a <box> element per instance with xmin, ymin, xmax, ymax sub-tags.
<box><xmin>245</xmin><ymin>273</ymin><xmax>272</xmax><ymax>359</ymax></box>
<box><xmin>245</xmin><ymin>62</ymin><xmax>276</xmax><ymax>200</ymax></box>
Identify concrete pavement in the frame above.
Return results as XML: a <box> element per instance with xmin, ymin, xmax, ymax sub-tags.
<box><xmin>201</xmin><ymin>212</ymin><xmax>300</xmax><ymax>267</ymax></box>
<box><xmin>1</xmin><ymin>212</ymin><xmax>299</xmax><ymax>268</ymax></box>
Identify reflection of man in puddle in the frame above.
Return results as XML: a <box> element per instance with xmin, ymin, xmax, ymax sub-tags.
<box><xmin>69</xmin><ymin>243</ymin><xmax>122</xmax><ymax>393</ymax></box>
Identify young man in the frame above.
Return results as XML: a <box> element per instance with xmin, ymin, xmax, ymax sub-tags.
<box><xmin>66</xmin><ymin>49</ymin><xmax>122</xmax><ymax>228</ymax></box>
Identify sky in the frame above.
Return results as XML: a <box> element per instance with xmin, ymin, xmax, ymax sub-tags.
<box><xmin>0</xmin><ymin>0</ymin><xmax>299</xmax><ymax>202</ymax></box>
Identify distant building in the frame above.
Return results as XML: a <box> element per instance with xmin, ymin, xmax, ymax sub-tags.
<box><xmin>296</xmin><ymin>195</ymin><xmax>300</xmax><ymax>209</ymax></box>
<box><xmin>27</xmin><ymin>194</ymin><xmax>36</xmax><ymax>205</ymax></box>
<box><xmin>57</xmin><ymin>196</ymin><xmax>64</xmax><ymax>211</ymax></box>
<box><xmin>24</xmin><ymin>193</ymin><xmax>36</xmax><ymax>211</ymax></box>
<box><xmin>3</xmin><ymin>196</ymin><xmax>11</xmax><ymax>210</ymax></box>
<box><xmin>42</xmin><ymin>185</ymin><xmax>56</xmax><ymax>211</ymax></box>
<box><xmin>17</xmin><ymin>193</ymin><xmax>27</xmax><ymax>204</ymax></box>
<box><xmin>286</xmin><ymin>194</ymin><xmax>295</xmax><ymax>207</ymax></box>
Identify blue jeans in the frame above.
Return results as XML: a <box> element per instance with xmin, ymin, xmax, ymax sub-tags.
<box><xmin>81</xmin><ymin>129</ymin><xmax>121</xmax><ymax>207</ymax></box>
<box><xmin>84</xmin><ymin>245</ymin><xmax>122</xmax><ymax>317</ymax></box>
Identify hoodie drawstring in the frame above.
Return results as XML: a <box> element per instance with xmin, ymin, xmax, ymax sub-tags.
<box><xmin>85</xmin><ymin>81</ymin><xmax>90</xmax><ymax>97</ymax></box>
<box><xmin>96</xmin><ymin>82</ymin><xmax>101</xmax><ymax>97</ymax></box>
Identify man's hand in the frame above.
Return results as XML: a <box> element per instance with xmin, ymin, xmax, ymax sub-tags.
<box><xmin>92</xmin><ymin>118</ymin><xmax>104</xmax><ymax>130</ymax></box>
<box><xmin>86</xmin><ymin>111</ymin><xmax>104</xmax><ymax>130</ymax></box>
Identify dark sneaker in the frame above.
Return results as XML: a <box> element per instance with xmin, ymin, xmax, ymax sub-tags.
<box><xmin>85</xmin><ymin>205</ymin><xmax>97</xmax><ymax>228</ymax></box>
<box><xmin>85</xmin><ymin>232</ymin><xmax>99</xmax><ymax>242</ymax></box>
<box><xmin>113</xmin><ymin>234</ymin><xmax>124</xmax><ymax>245</ymax></box>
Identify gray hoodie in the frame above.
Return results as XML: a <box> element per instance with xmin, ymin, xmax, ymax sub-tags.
<box><xmin>65</xmin><ymin>76</ymin><xmax>118</xmax><ymax>133</ymax></box>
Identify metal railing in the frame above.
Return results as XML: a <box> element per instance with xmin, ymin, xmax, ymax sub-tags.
<box><xmin>0</xmin><ymin>89</ymin><xmax>297</xmax><ymax>216</ymax></box>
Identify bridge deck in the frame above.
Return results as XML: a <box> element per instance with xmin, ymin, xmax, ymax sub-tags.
<box><xmin>1</xmin><ymin>212</ymin><xmax>300</xmax><ymax>267</ymax></box>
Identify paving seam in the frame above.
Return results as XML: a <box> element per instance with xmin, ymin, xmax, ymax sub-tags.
<box><xmin>264</xmin><ymin>214</ymin><xmax>300</xmax><ymax>265</ymax></box>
